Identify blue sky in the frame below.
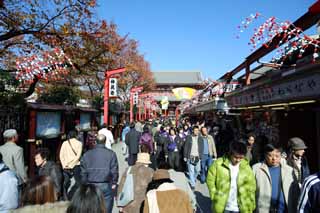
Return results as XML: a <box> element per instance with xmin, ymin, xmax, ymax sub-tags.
<box><xmin>97</xmin><ymin>0</ymin><xmax>316</xmax><ymax>80</ymax></box>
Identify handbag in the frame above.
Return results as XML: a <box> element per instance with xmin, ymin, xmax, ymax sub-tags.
<box><xmin>117</xmin><ymin>167</ymin><xmax>134</xmax><ymax>206</ymax></box>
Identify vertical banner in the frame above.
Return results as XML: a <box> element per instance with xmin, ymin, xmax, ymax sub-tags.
<box><xmin>109</xmin><ymin>78</ymin><xmax>118</xmax><ymax>97</ymax></box>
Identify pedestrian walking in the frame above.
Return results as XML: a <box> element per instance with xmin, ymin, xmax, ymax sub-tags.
<box><xmin>60</xmin><ymin>130</ymin><xmax>83</xmax><ymax>199</ymax></box>
<box><xmin>297</xmin><ymin>171</ymin><xmax>320</xmax><ymax>212</ymax></box>
<box><xmin>125</xmin><ymin>122</ymin><xmax>141</xmax><ymax>166</ymax></box>
<box><xmin>34</xmin><ymin>148</ymin><xmax>63</xmax><ymax>200</ymax></box>
<box><xmin>143</xmin><ymin>169</ymin><xmax>193</xmax><ymax>213</ymax></box>
<box><xmin>0</xmin><ymin>129</ymin><xmax>27</xmax><ymax>184</ymax></box>
<box><xmin>80</xmin><ymin>134</ymin><xmax>119</xmax><ymax>213</ymax></box>
<box><xmin>286</xmin><ymin>137</ymin><xmax>310</xmax><ymax>186</ymax></box>
<box><xmin>139</xmin><ymin>125</ymin><xmax>154</xmax><ymax>154</ymax></box>
<box><xmin>164</xmin><ymin>128</ymin><xmax>183</xmax><ymax>171</ymax></box>
<box><xmin>85</xmin><ymin>126</ymin><xmax>98</xmax><ymax>150</ymax></box>
<box><xmin>184</xmin><ymin>125</ymin><xmax>203</xmax><ymax>190</ymax></box>
<box><xmin>200</xmin><ymin>126</ymin><xmax>217</xmax><ymax>184</ymax></box>
<box><xmin>117</xmin><ymin>153</ymin><xmax>154</xmax><ymax>213</ymax></box>
<box><xmin>206</xmin><ymin>141</ymin><xmax>256</xmax><ymax>213</ymax></box>
<box><xmin>253</xmin><ymin>143</ymin><xmax>298</xmax><ymax>213</ymax></box>
<box><xmin>98</xmin><ymin>123</ymin><xmax>115</xmax><ymax>149</ymax></box>
<box><xmin>0</xmin><ymin>152</ymin><xmax>19</xmax><ymax>212</ymax></box>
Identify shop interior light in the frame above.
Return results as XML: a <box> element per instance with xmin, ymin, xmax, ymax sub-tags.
<box><xmin>247</xmin><ymin>105</ymin><xmax>261</xmax><ymax>109</ymax></box>
<box><xmin>288</xmin><ymin>100</ymin><xmax>316</xmax><ymax>105</ymax></box>
<box><xmin>271</xmin><ymin>107</ymin><xmax>286</xmax><ymax>110</ymax></box>
<box><xmin>262</xmin><ymin>103</ymin><xmax>287</xmax><ymax>108</ymax></box>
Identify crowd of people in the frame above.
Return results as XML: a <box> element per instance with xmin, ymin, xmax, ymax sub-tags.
<box><xmin>0</xmin><ymin>118</ymin><xmax>320</xmax><ymax>212</ymax></box>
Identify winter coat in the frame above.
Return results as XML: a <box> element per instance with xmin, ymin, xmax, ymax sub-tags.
<box><xmin>38</xmin><ymin>161</ymin><xmax>63</xmax><ymax>197</ymax></box>
<box><xmin>286</xmin><ymin>154</ymin><xmax>310</xmax><ymax>185</ymax></box>
<box><xmin>139</xmin><ymin>133</ymin><xmax>154</xmax><ymax>153</ymax></box>
<box><xmin>252</xmin><ymin>161</ymin><xmax>299</xmax><ymax>213</ymax></box>
<box><xmin>184</xmin><ymin>135</ymin><xmax>204</xmax><ymax>159</ymax></box>
<box><xmin>201</xmin><ymin>134</ymin><xmax>217</xmax><ymax>158</ymax></box>
<box><xmin>125</xmin><ymin>129</ymin><xmax>141</xmax><ymax>154</ymax></box>
<box><xmin>0</xmin><ymin>142</ymin><xmax>27</xmax><ymax>184</ymax></box>
<box><xmin>80</xmin><ymin>144</ymin><xmax>119</xmax><ymax>185</ymax></box>
<box><xmin>11</xmin><ymin>201</ymin><xmax>69</xmax><ymax>213</ymax></box>
<box><xmin>117</xmin><ymin>163</ymin><xmax>154</xmax><ymax>213</ymax></box>
<box><xmin>164</xmin><ymin>135</ymin><xmax>184</xmax><ymax>155</ymax></box>
<box><xmin>206</xmin><ymin>155</ymin><xmax>256</xmax><ymax>213</ymax></box>
<box><xmin>143</xmin><ymin>182</ymin><xmax>193</xmax><ymax>213</ymax></box>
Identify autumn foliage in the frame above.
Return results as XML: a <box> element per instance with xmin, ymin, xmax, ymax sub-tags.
<box><xmin>0</xmin><ymin>0</ymin><xmax>154</xmax><ymax>104</ymax></box>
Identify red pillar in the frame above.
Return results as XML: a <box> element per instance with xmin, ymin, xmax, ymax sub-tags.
<box><xmin>103</xmin><ymin>74</ymin><xmax>109</xmax><ymax>124</ymax></box>
<box><xmin>130</xmin><ymin>92</ymin><xmax>134</xmax><ymax>122</ymax></box>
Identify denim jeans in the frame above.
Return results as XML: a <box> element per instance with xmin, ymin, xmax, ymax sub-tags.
<box><xmin>200</xmin><ymin>154</ymin><xmax>213</xmax><ymax>183</ymax></box>
<box><xmin>93</xmin><ymin>183</ymin><xmax>114</xmax><ymax>213</ymax></box>
<box><xmin>187</xmin><ymin>159</ymin><xmax>201</xmax><ymax>188</ymax></box>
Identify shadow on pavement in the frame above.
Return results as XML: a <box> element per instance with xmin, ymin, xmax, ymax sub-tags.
<box><xmin>195</xmin><ymin>191</ymin><xmax>211</xmax><ymax>213</ymax></box>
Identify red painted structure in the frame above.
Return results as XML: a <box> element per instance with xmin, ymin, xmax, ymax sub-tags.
<box><xmin>103</xmin><ymin>68</ymin><xmax>126</xmax><ymax>124</ymax></box>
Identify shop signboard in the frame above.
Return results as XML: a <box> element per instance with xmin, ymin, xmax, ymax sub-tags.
<box><xmin>227</xmin><ymin>74</ymin><xmax>320</xmax><ymax>106</ymax></box>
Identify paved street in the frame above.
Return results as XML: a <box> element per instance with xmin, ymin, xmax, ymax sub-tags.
<box><xmin>112</xmin><ymin>142</ymin><xmax>211</xmax><ymax>213</ymax></box>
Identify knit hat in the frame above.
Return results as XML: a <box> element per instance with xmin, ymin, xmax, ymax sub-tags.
<box><xmin>288</xmin><ymin>137</ymin><xmax>307</xmax><ymax>150</ymax></box>
<box><xmin>153</xmin><ymin>169</ymin><xmax>170</xmax><ymax>180</ymax></box>
<box><xmin>136</xmin><ymin>153</ymin><xmax>151</xmax><ymax>164</ymax></box>
<box><xmin>3</xmin><ymin>129</ymin><xmax>17</xmax><ymax>139</ymax></box>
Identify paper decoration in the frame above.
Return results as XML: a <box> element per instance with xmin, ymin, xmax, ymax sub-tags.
<box><xmin>236</xmin><ymin>12</ymin><xmax>320</xmax><ymax>64</ymax></box>
<box><xmin>15</xmin><ymin>48</ymin><xmax>73</xmax><ymax>84</ymax></box>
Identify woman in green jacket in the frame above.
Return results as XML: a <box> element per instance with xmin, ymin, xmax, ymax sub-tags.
<box><xmin>206</xmin><ymin>142</ymin><xmax>256</xmax><ymax>213</ymax></box>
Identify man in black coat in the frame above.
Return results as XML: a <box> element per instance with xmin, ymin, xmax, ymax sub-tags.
<box><xmin>125</xmin><ymin>122</ymin><xmax>141</xmax><ymax>166</ymax></box>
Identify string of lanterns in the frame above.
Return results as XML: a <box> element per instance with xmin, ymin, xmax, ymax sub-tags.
<box><xmin>236</xmin><ymin>13</ymin><xmax>320</xmax><ymax>64</ymax></box>
<box><xmin>15</xmin><ymin>48</ymin><xmax>74</xmax><ymax>84</ymax></box>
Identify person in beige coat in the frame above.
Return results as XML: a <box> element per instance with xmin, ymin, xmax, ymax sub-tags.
<box><xmin>253</xmin><ymin>144</ymin><xmax>299</xmax><ymax>213</ymax></box>
<box><xmin>117</xmin><ymin>153</ymin><xmax>154</xmax><ymax>213</ymax></box>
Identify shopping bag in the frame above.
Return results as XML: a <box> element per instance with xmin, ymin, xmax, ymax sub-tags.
<box><xmin>117</xmin><ymin>167</ymin><xmax>134</xmax><ymax>206</ymax></box>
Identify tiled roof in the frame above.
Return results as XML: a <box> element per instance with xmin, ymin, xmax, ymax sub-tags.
<box><xmin>153</xmin><ymin>71</ymin><xmax>203</xmax><ymax>84</ymax></box>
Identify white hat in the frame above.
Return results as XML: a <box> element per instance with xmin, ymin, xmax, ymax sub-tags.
<box><xmin>136</xmin><ymin>153</ymin><xmax>151</xmax><ymax>164</ymax></box>
<box><xmin>3</xmin><ymin>129</ymin><xmax>17</xmax><ymax>139</ymax></box>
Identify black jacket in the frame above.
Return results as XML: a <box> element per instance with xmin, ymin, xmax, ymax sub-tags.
<box><xmin>125</xmin><ymin>128</ymin><xmax>141</xmax><ymax>154</ymax></box>
<box><xmin>80</xmin><ymin>144</ymin><xmax>119</xmax><ymax>184</ymax></box>
<box><xmin>183</xmin><ymin>135</ymin><xmax>204</xmax><ymax>159</ymax></box>
<box><xmin>38</xmin><ymin>161</ymin><xmax>63</xmax><ymax>195</ymax></box>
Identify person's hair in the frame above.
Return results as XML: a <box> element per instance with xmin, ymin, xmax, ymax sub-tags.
<box><xmin>264</xmin><ymin>143</ymin><xmax>282</xmax><ymax>155</ymax></box>
<box><xmin>169</xmin><ymin>127</ymin><xmax>176</xmax><ymax>136</ymax></box>
<box><xmin>192</xmin><ymin>125</ymin><xmax>199</xmax><ymax>131</ymax></box>
<box><xmin>35</xmin><ymin>148</ymin><xmax>50</xmax><ymax>161</ymax></box>
<box><xmin>68</xmin><ymin>130</ymin><xmax>77</xmax><ymax>139</ymax></box>
<box><xmin>229</xmin><ymin>141</ymin><xmax>247</xmax><ymax>156</ymax></box>
<box><xmin>143</xmin><ymin>125</ymin><xmax>150</xmax><ymax>133</ymax></box>
<box><xmin>96</xmin><ymin>134</ymin><xmax>106</xmax><ymax>144</ymax></box>
<box><xmin>247</xmin><ymin>132</ymin><xmax>255</xmax><ymax>139</ymax></box>
<box><xmin>140</xmin><ymin>144</ymin><xmax>151</xmax><ymax>153</ymax></box>
<box><xmin>200</xmin><ymin>126</ymin><xmax>207</xmax><ymax>133</ymax></box>
<box><xmin>146</xmin><ymin>179</ymin><xmax>173</xmax><ymax>192</ymax></box>
<box><xmin>101</xmin><ymin>123</ymin><xmax>107</xmax><ymax>128</ymax></box>
<box><xmin>21</xmin><ymin>176</ymin><xmax>57</xmax><ymax>206</ymax></box>
<box><xmin>158</xmin><ymin>161</ymin><xmax>171</xmax><ymax>170</ymax></box>
<box><xmin>0</xmin><ymin>152</ymin><xmax>2</xmax><ymax>163</ymax></box>
<box><xmin>160</xmin><ymin>126</ymin><xmax>165</xmax><ymax>131</ymax></box>
<box><xmin>130</xmin><ymin>122</ymin><xmax>135</xmax><ymax>129</ymax></box>
<box><xmin>67</xmin><ymin>184</ymin><xmax>106</xmax><ymax>213</ymax></box>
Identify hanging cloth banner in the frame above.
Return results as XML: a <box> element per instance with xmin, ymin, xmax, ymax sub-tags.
<box><xmin>172</xmin><ymin>87</ymin><xmax>196</xmax><ymax>100</ymax></box>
